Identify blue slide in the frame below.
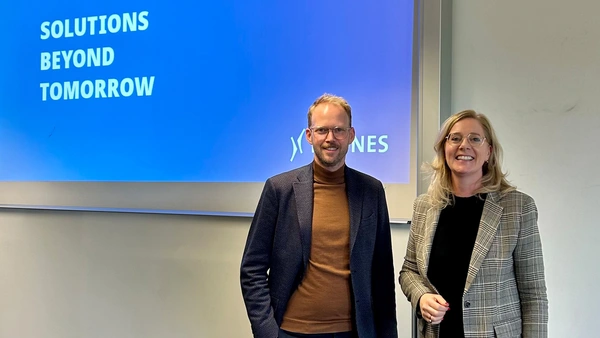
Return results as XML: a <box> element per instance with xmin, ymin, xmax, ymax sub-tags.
<box><xmin>0</xmin><ymin>1</ymin><xmax>413</xmax><ymax>183</ymax></box>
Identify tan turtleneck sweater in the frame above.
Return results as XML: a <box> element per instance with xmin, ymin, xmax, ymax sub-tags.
<box><xmin>280</xmin><ymin>162</ymin><xmax>352</xmax><ymax>333</ymax></box>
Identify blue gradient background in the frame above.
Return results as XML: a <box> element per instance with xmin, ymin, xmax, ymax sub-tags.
<box><xmin>0</xmin><ymin>1</ymin><xmax>413</xmax><ymax>183</ymax></box>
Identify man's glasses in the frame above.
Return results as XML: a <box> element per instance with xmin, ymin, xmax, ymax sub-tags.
<box><xmin>310</xmin><ymin>126</ymin><xmax>351</xmax><ymax>139</ymax></box>
<box><xmin>445</xmin><ymin>133</ymin><xmax>487</xmax><ymax>147</ymax></box>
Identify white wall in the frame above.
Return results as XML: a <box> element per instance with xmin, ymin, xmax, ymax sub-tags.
<box><xmin>0</xmin><ymin>209</ymin><xmax>413</xmax><ymax>338</ymax></box>
<box><xmin>451</xmin><ymin>1</ymin><xmax>600</xmax><ymax>337</ymax></box>
<box><xmin>0</xmin><ymin>210</ymin><xmax>251</xmax><ymax>338</ymax></box>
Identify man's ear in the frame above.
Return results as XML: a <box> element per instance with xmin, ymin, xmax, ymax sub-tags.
<box><xmin>348</xmin><ymin>127</ymin><xmax>356</xmax><ymax>143</ymax></box>
<box><xmin>305</xmin><ymin>128</ymin><xmax>313</xmax><ymax>145</ymax></box>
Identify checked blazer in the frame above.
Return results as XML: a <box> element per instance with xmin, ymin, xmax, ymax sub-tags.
<box><xmin>399</xmin><ymin>190</ymin><xmax>548</xmax><ymax>338</ymax></box>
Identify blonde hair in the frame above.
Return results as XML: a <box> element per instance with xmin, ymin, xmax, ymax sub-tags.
<box><xmin>307</xmin><ymin>93</ymin><xmax>352</xmax><ymax>127</ymax></box>
<box><xmin>425</xmin><ymin>110</ymin><xmax>515</xmax><ymax>208</ymax></box>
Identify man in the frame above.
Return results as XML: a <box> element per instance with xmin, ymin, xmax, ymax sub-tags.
<box><xmin>240</xmin><ymin>93</ymin><xmax>397</xmax><ymax>338</ymax></box>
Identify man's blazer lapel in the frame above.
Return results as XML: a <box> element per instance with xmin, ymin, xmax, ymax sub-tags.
<box><xmin>345</xmin><ymin>168</ymin><xmax>363</xmax><ymax>256</ymax></box>
<box><xmin>464</xmin><ymin>192</ymin><xmax>503</xmax><ymax>294</ymax></box>
<box><xmin>293</xmin><ymin>164</ymin><xmax>314</xmax><ymax>269</ymax></box>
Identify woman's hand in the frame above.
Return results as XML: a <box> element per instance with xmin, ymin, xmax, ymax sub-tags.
<box><xmin>419</xmin><ymin>293</ymin><xmax>450</xmax><ymax>325</ymax></box>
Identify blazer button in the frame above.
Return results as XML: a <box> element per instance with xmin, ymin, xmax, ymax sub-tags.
<box><xmin>464</xmin><ymin>301</ymin><xmax>471</xmax><ymax>308</ymax></box>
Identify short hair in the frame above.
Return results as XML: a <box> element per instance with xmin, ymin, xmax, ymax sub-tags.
<box><xmin>307</xmin><ymin>93</ymin><xmax>352</xmax><ymax>127</ymax></box>
<box><xmin>425</xmin><ymin>109</ymin><xmax>515</xmax><ymax>208</ymax></box>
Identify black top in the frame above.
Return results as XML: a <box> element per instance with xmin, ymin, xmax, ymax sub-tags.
<box><xmin>427</xmin><ymin>194</ymin><xmax>487</xmax><ymax>338</ymax></box>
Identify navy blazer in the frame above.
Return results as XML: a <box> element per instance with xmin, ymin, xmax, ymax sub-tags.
<box><xmin>240</xmin><ymin>163</ymin><xmax>398</xmax><ymax>338</ymax></box>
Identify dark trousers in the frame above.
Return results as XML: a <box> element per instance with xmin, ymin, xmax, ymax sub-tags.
<box><xmin>278</xmin><ymin>329</ymin><xmax>356</xmax><ymax>338</ymax></box>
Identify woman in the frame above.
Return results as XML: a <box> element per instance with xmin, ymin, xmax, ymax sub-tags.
<box><xmin>399</xmin><ymin>110</ymin><xmax>548</xmax><ymax>337</ymax></box>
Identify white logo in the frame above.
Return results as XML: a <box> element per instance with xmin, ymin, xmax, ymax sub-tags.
<box><xmin>289</xmin><ymin>128</ymin><xmax>389</xmax><ymax>162</ymax></box>
<box><xmin>290</xmin><ymin>129</ymin><xmax>305</xmax><ymax>161</ymax></box>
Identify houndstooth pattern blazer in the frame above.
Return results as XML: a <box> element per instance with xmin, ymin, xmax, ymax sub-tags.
<box><xmin>399</xmin><ymin>190</ymin><xmax>548</xmax><ymax>338</ymax></box>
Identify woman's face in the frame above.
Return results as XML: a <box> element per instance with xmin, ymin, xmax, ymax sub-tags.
<box><xmin>444</xmin><ymin>118</ymin><xmax>492</xmax><ymax>182</ymax></box>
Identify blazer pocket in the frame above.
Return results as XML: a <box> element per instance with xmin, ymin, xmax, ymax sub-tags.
<box><xmin>361</xmin><ymin>212</ymin><xmax>375</xmax><ymax>222</ymax></box>
<box><xmin>493</xmin><ymin>318</ymin><xmax>522</xmax><ymax>337</ymax></box>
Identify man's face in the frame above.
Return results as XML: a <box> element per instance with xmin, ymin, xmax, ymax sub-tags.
<box><xmin>306</xmin><ymin>103</ymin><xmax>355</xmax><ymax>172</ymax></box>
